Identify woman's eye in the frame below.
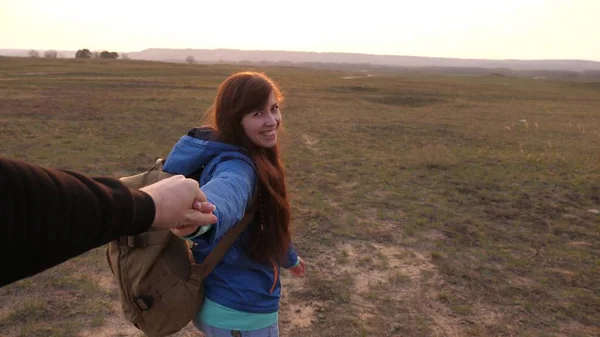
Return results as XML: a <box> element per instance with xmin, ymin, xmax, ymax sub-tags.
<box><xmin>271</xmin><ymin>104</ymin><xmax>279</xmax><ymax>112</ymax></box>
<box><xmin>254</xmin><ymin>111</ymin><xmax>263</xmax><ymax>117</ymax></box>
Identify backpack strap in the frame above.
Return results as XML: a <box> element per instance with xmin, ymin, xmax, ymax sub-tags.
<box><xmin>199</xmin><ymin>210</ymin><xmax>256</xmax><ymax>278</ymax></box>
<box><xmin>119</xmin><ymin>231</ymin><xmax>171</xmax><ymax>248</ymax></box>
<box><xmin>196</xmin><ymin>188</ymin><xmax>260</xmax><ymax>279</ymax></box>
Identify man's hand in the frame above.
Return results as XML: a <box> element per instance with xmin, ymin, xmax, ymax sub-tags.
<box><xmin>140</xmin><ymin>175</ymin><xmax>217</xmax><ymax>230</ymax></box>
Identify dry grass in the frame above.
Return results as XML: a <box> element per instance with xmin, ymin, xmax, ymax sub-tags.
<box><xmin>0</xmin><ymin>57</ymin><xmax>599</xmax><ymax>336</ymax></box>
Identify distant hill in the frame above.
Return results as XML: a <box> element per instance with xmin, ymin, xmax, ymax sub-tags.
<box><xmin>0</xmin><ymin>49</ymin><xmax>76</xmax><ymax>58</ymax></box>
<box><xmin>2</xmin><ymin>48</ymin><xmax>600</xmax><ymax>76</ymax></box>
<box><xmin>126</xmin><ymin>48</ymin><xmax>600</xmax><ymax>72</ymax></box>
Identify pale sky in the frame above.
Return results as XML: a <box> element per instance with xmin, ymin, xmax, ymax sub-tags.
<box><xmin>1</xmin><ymin>0</ymin><xmax>598</xmax><ymax>61</ymax></box>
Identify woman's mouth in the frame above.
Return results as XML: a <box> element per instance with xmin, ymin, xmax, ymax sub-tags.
<box><xmin>262</xmin><ymin>130</ymin><xmax>276</xmax><ymax>137</ymax></box>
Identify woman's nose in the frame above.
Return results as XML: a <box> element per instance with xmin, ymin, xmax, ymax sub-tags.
<box><xmin>264</xmin><ymin>114</ymin><xmax>278</xmax><ymax>126</ymax></box>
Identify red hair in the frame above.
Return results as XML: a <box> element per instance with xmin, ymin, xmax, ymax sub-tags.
<box><xmin>203</xmin><ymin>72</ymin><xmax>291</xmax><ymax>264</ymax></box>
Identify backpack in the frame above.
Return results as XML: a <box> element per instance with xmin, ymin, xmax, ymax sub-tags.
<box><xmin>106</xmin><ymin>158</ymin><xmax>255</xmax><ymax>337</ymax></box>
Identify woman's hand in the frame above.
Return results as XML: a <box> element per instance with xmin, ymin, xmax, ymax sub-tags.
<box><xmin>170</xmin><ymin>200</ymin><xmax>216</xmax><ymax>237</ymax></box>
<box><xmin>290</xmin><ymin>257</ymin><xmax>306</xmax><ymax>277</ymax></box>
<box><xmin>170</xmin><ymin>226</ymin><xmax>200</xmax><ymax>237</ymax></box>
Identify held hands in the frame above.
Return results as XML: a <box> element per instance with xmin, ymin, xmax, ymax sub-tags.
<box><xmin>290</xmin><ymin>257</ymin><xmax>306</xmax><ymax>277</ymax></box>
<box><xmin>140</xmin><ymin>175</ymin><xmax>217</xmax><ymax>231</ymax></box>
<box><xmin>169</xmin><ymin>200</ymin><xmax>216</xmax><ymax>237</ymax></box>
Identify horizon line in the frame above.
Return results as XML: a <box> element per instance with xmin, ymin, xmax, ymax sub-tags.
<box><xmin>1</xmin><ymin>46</ymin><xmax>599</xmax><ymax>63</ymax></box>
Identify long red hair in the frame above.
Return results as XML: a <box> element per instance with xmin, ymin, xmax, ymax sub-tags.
<box><xmin>202</xmin><ymin>71</ymin><xmax>291</xmax><ymax>264</ymax></box>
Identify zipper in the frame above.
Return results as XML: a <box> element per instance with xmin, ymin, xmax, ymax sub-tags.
<box><xmin>269</xmin><ymin>261</ymin><xmax>278</xmax><ymax>293</ymax></box>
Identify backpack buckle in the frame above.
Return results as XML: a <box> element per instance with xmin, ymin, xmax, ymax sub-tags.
<box><xmin>119</xmin><ymin>235</ymin><xmax>147</xmax><ymax>248</ymax></box>
<box><xmin>130</xmin><ymin>235</ymin><xmax>147</xmax><ymax>248</ymax></box>
<box><xmin>133</xmin><ymin>295</ymin><xmax>153</xmax><ymax>311</ymax></box>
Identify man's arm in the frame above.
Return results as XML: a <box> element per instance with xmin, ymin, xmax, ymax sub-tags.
<box><xmin>0</xmin><ymin>156</ymin><xmax>155</xmax><ymax>287</ymax></box>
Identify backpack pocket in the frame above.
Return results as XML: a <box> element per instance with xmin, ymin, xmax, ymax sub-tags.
<box><xmin>134</xmin><ymin>260</ymin><xmax>205</xmax><ymax>337</ymax></box>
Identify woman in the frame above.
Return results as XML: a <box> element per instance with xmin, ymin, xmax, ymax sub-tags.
<box><xmin>163</xmin><ymin>71</ymin><xmax>306</xmax><ymax>337</ymax></box>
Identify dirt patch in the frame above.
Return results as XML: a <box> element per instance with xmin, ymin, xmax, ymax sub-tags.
<box><xmin>329</xmin><ymin>240</ymin><xmax>468</xmax><ymax>336</ymax></box>
<box><xmin>340</xmin><ymin>76</ymin><xmax>373</xmax><ymax>80</ymax></box>
<box><xmin>474</xmin><ymin>305</ymin><xmax>505</xmax><ymax>327</ymax></box>
<box><xmin>280</xmin><ymin>275</ymin><xmax>325</xmax><ymax>335</ymax></box>
<box><xmin>301</xmin><ymin>134</ymin><xmax>319</xmax><ymax>152</ymax></box>
<box><xmin>339</xmin><ymin>181</ymin><xmax>359</xmax><ymax>190</ymax></box>
<box><xmin>568</xmin><ymin>240</ymin><xmax>592</xmax><ymax>247</ymax></box>
<box><xmin>78</xmin><ymin>313</ymin><xmax>141</xmax><ymax>337</ymax></box>
<box><xmin>77</xmin><ymin>302</ymin><xmax>201</xmax><ymax>337</ymax></box>
<box><xmin>95</xmin><ymin>272</ymin><xmax>117</xmax><ymax>293</ymax></box>
<box><xmin>363</xmin><ymin>94</ymin><xmax>446</xmax><ymax>107</ymax></box>
<box><xmin>423</xmin><ymin>229</ymin><xmax>447</xmax><ymax>242</ymax></box>
<box><xmin>557</xmin><ymin>322</ymin><xmax>600</xmax><ymax>336</ymax></box>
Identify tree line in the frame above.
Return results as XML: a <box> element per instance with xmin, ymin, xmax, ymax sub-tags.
<box><xmin>28</xmin><ymin>49</ymin><xmax>128</xmax><ymax>60</ymax></box>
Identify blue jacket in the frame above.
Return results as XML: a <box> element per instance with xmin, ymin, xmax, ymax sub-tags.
<box><xmin>162</xmin><ymin>127</ymin><xmax>298</xmax><ymax>313</ymax></box>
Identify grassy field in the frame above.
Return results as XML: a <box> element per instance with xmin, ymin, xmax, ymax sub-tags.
<box><xmin>0</xmin><ymin>57</ymin><xmax>599</xmax><ymax>337</ymax></box>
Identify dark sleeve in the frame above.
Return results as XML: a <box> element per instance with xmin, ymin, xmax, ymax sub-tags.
<box><xmin>0</xmin><ymin>156</ymin><xmax>156</xmax><ymax>287</ymax></box>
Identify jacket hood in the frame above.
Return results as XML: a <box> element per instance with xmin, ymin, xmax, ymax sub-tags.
<box><xmin>162</xmin><ymin>127</ymin><xmax>248</xmax><ymax>176</ymax></box>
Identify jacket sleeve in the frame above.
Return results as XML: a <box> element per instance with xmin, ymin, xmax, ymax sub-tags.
<box><xmin>0</xmin><ymin>156</ymin><xmax>155</xmax><ymax>287</ymax></box>
<box><xmin>189</xmin><ymin>158</ymin><xmax>255</xmax><ymax>243</ymax></box>
<box><xmin>282</xmin><ymin>243</ymin><xmax>300</xmax><ymax>269</ymax></box>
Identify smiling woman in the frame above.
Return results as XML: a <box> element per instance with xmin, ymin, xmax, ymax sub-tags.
<box><xmin>162</xmin><ymin>71</ymin><xmax>306</xmax><ymax>337</ymax></box>
<box><xmin>241</xmin><ymin>88</ymin><xmax>282</xmax><ymax>149</ymax></box>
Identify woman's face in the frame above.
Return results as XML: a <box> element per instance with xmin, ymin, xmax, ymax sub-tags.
<box><xmin>241</xmin><ymin>91</ymin><xmax>282</xmax><ymax>148</ymax></box>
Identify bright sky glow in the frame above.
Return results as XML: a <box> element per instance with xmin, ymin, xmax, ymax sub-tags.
<box><xmin>0</xmin><ymin>0</ymin><xmax>598</xmax><ymax>61</ymax></box>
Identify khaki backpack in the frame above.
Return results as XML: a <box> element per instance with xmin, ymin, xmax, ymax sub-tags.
<box><xmin>106</xmin><ymin>158</ymin><xmax>255</xmax><ymax>337</ymax></box>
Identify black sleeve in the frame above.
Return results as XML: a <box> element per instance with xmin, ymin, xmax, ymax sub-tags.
<box><xmin>0</xmin><ymin>156</ymin><xmax>156</xmax><ymax>287</ymax></box>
